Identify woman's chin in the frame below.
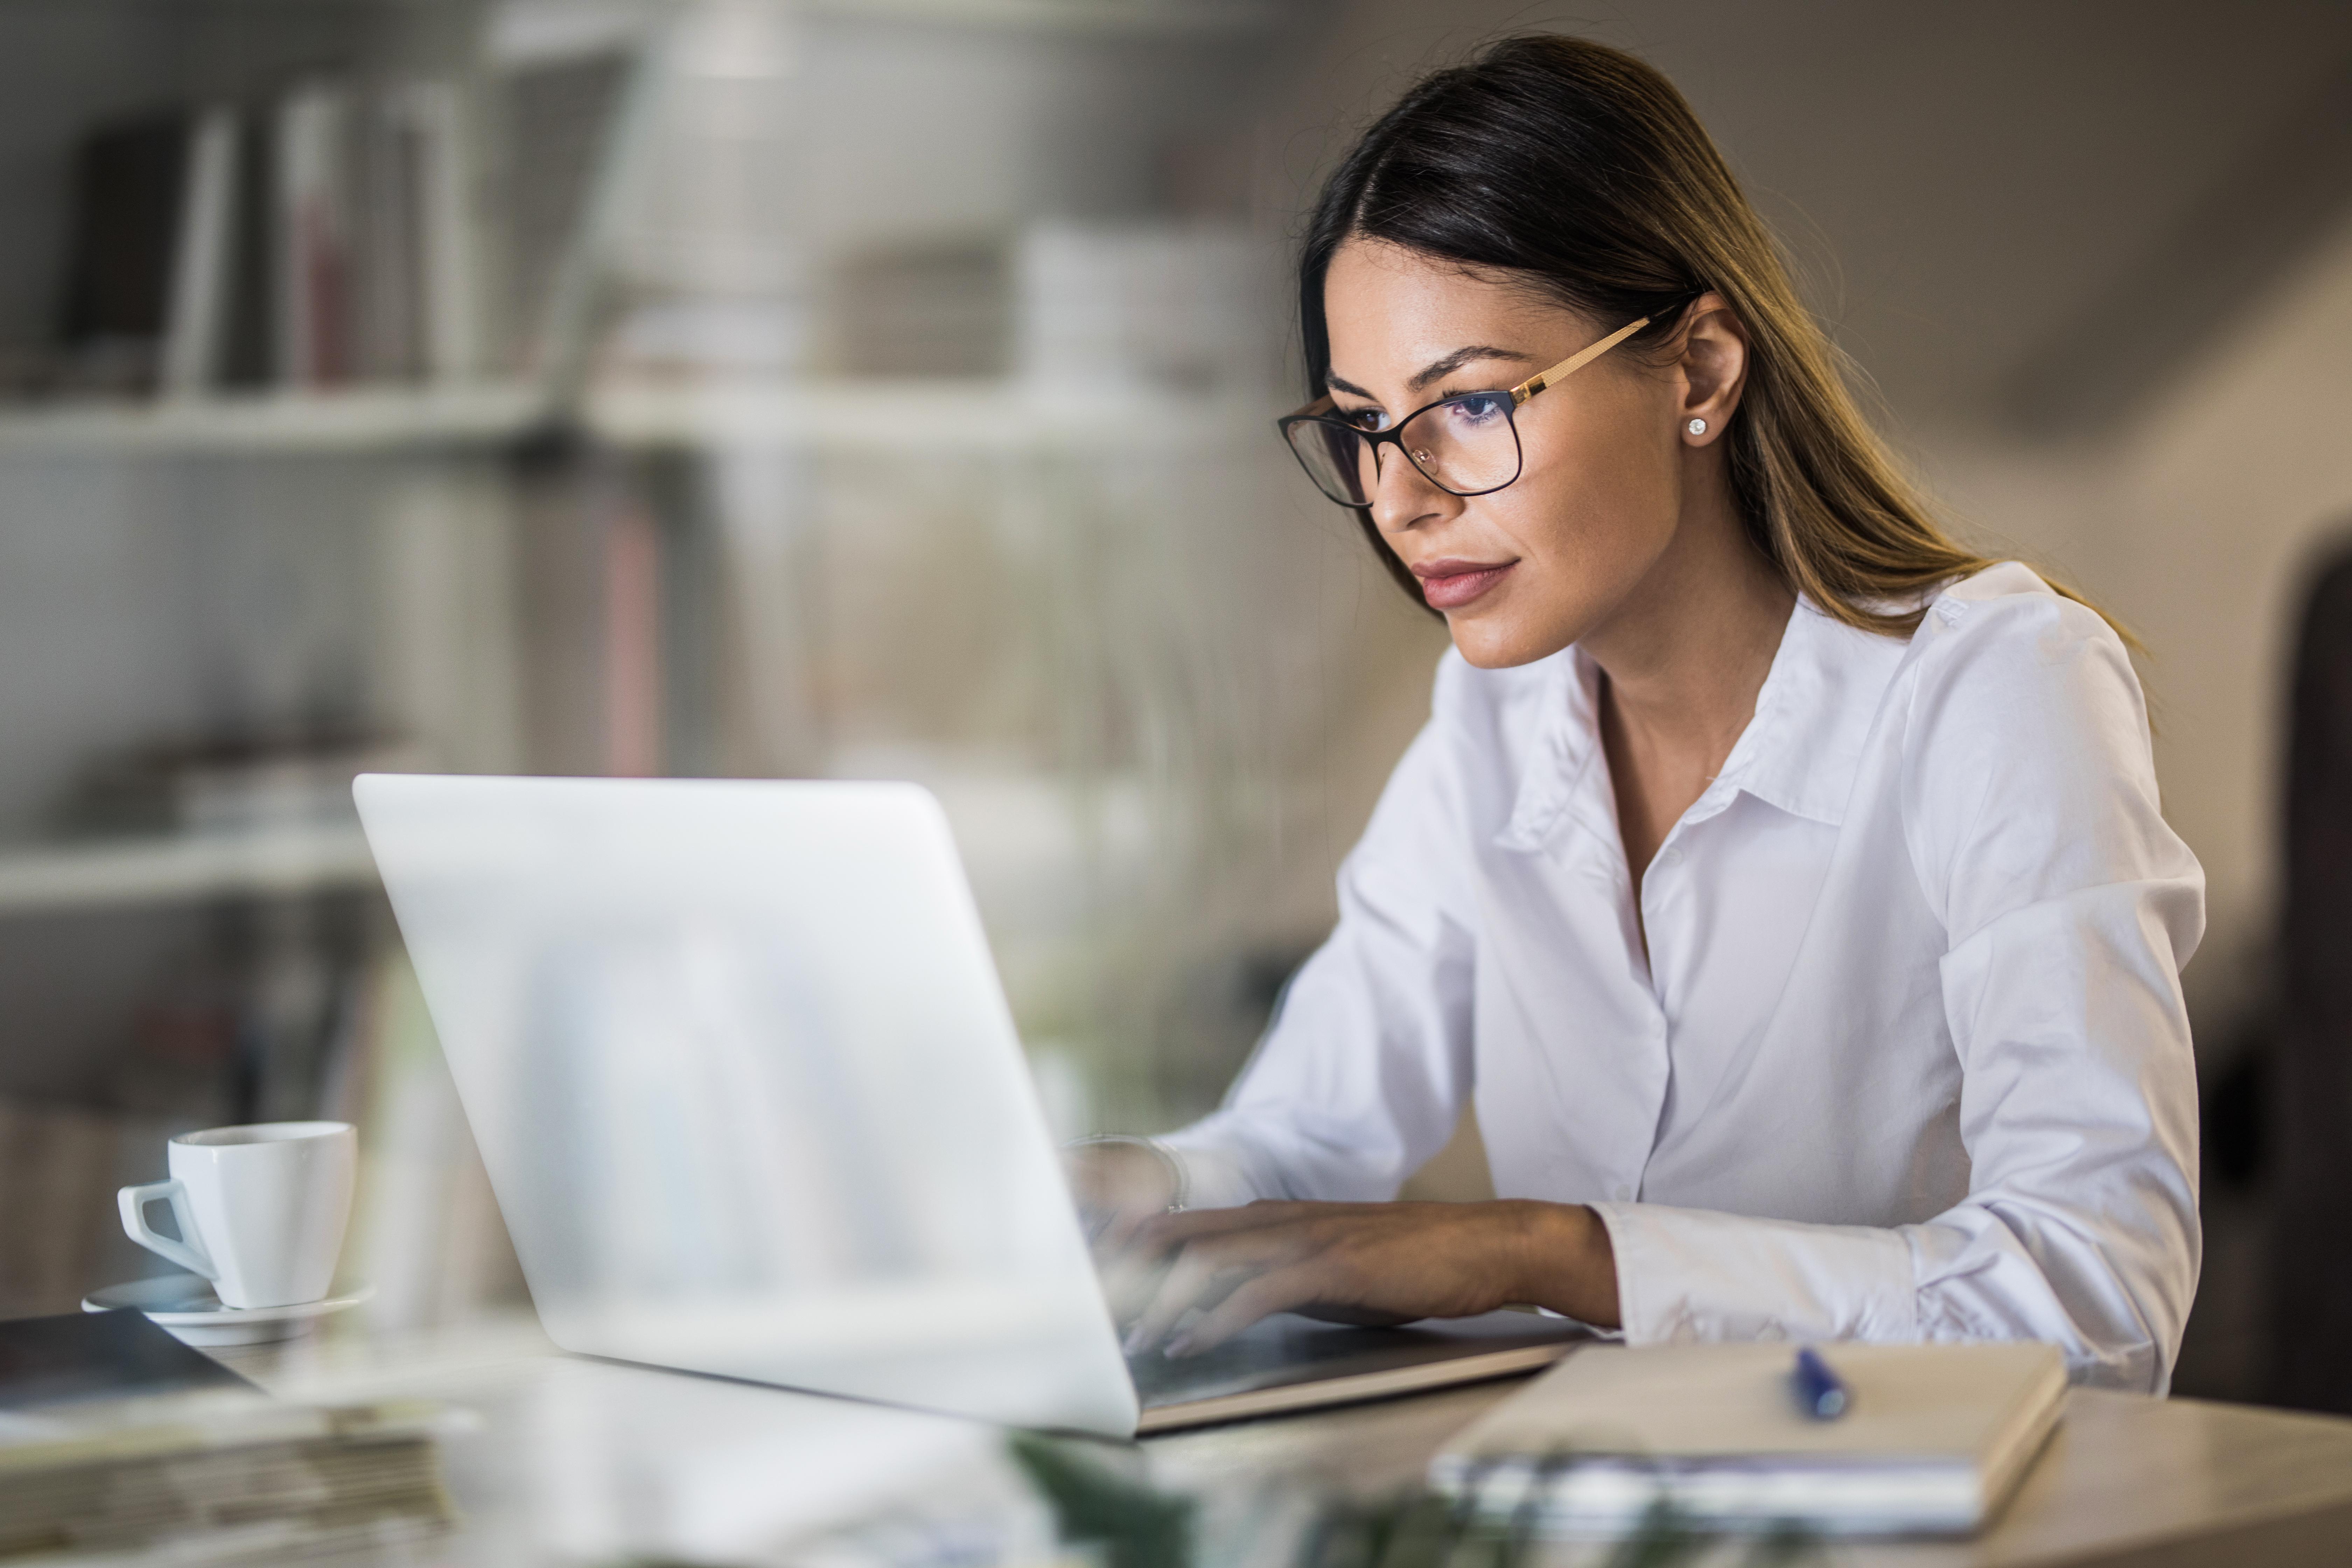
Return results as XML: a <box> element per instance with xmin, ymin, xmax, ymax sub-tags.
<box><xmin>1447</xmin><ymin>609</ymin><xmax>1575</xmax><ymax>670</ymax></box>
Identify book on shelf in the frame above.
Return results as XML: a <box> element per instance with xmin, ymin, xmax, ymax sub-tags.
<box><xmin>159</xmin><ymin>107</ymin><xmax>240</xmax><ymax>398</ymax></box>
<box><xmin>52</xmin><ymin>75</ymin><xmax>507</xmax><ymax>404</ymax></box>
<box><xmin>33</xmin><ymin>36</ymin><xmax>644</xmax><ymax>411</ymax></box>
<box><xmin>276</xmin><ymin>77</ymin><xmax>493</xmax><ymax>390</ymax></box>
<box><xmin>0</xmin><ymin>1102</ymin><xmax>119</xmax><ymax>1319</ymax></box>
<box><xmin>355</xmin><ymin>91</ymin><xmax>425</xmax><ymax>385</ymax></box>
<box><xmin>219</xmin><ymin>95</ymin><xmax>276</xmax><ymax>391</ymax></box>
<box><xmin>498</xmin><ymin>48</ymin><xmax>633</xmax><ymax>377</ymax></box>
<box><xmin>51</xmin><ymin>727</ymin><xmax>414</xmax><ymax>840</ymax></box>
<box><xmin>57</xmin><ymin>111</ymin><xmax>196</xmax><ymax>396</ymax></box>
<box><xmin>0</xmin><ymin>1101</ymin><xmax>190</xmax><ymax>1318</ymax></box>
<box><xmin>394</xmin><ymin>79</ymin><xmax>486</xmax><ymax>384</ymax></box>
<box><xmin>1013</xmin><ymin>220</ymin><xmax>1269</xmax><ymax>393</ymax></box>
<box><xmin>274</xmin><ymin>80</ymin><xmax>358</xmax><ymax>388</ymax></box>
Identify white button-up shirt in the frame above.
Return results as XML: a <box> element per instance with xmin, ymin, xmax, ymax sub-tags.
<box><xmin>1162</xmin><ymin>563</ymin><xmax>2203</xmax><ymax>1392</ymax></box>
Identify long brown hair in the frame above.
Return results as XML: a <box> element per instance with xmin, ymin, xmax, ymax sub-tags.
<box><xmin>1301</xmin><ymin>34</ymin><xmax>2115</xmax><ymax>641</ymax></box>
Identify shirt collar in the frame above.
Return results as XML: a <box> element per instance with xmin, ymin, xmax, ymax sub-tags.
<box><xmin>1494</xmin><ymin>649</ymin><xmax>1606</xmax><ymax>854</ymax></box>
<box><xmin>1713</xmin><ymin>597</ymin><xmax>1908</xmax><ymax>827</ymax></box>
<box><xmin>1496</xmin><ymin>595</ymin><xmax>1907</xmax><ymax>854</ymax></box>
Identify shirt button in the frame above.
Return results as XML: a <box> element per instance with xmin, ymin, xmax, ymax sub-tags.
<box><xmin>1613</xmin><ymin>1185</ymin><xmax>1634</xmax><ymax>1202</ymax></box>
<box><xmin>1657</xmin><ymin>846</ymin><xmax>1682</xmax><ymax>869</ymax></box>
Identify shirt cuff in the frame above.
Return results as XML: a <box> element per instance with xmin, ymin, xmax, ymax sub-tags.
<box><xmin>1589</xmin><ymin>1202</ymin><xmax>1918</xmax><ymax>1345</ymax></box>
<box><xmin>1149</xmin><ymin>1135</ymin><xmax>1262</xmax><ymax>1211</ymax></box>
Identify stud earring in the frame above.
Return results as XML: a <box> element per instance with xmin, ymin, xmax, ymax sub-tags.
<box><xmin>1687</xmin><ymin>418</ymin><xmax>1708</xmax><ymax>436</ymax></box>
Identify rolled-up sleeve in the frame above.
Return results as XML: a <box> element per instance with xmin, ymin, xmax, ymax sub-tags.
<box><xmin>1159</xmin><ymin>704</ymin><xmax>1479</xmax><ymax>1208</ymax></box>
<box><xmin>1591</xmin><ymin>590</ymin><xmax>2203</xmax><ymax>1392</ymax></box>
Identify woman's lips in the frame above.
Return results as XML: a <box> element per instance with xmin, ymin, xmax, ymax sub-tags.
<box><xmin>1412</xmin><ymin>558</ymin><xmax>1517</xmax><ymax>610</ymax></box>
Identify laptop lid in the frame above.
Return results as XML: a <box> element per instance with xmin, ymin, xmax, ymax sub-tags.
<box><xmin>354</xmin><ymin>774</ymin><xmax>1139</xmax><ymax>1437</ymax></box>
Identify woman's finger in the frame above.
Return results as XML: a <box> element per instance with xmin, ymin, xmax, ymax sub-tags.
<box><xmin>1092</xmin><ymin>1200</ymin><xmax>1162</xmax><ymax>1256</ymax></box>
<box><xmin>1096</xmin><ymin>1240</ymin><xmax>1181</xmax><ymax>1322</ymax></box>
<box><xmin>1166</xmin><ymin>1265</ymin><xmax>1328</xmax><ymax>1356</ymax></box>
<box><xmin>1122</xmin><ymin>1229</ymin><xmax>1295</xmax><ymax>1352</ymax></box>
<box><xmin>1121</xmin><ymin>1239</ymin><xmax>1252</xmax><ymax>1353</ymax></box>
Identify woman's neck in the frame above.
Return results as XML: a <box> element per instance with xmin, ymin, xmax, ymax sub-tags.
<box><xmin>1583</xmin><ymin>469</ymin><xmax>1794</xmax><ymax>887</ymax></box>
<box><xmin>1589</xmin><ymin>488</ymin><xmax>1791</xmax><ymax>747</ymax></box>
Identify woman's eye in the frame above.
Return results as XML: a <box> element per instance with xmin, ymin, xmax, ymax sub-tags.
<box><xmin>1444</xmin><ymin>393</ymin><xmax>1509</xmax><ymax>427</ymax></box>
<box><xmin>1340</xmin><ymin>408</ymin><xmax>1388</xmax><ymax>432</ymax></box>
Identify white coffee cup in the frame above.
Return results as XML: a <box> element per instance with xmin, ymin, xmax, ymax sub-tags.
<box><xmin>118</xmin><ymin>1121</ymin><xmax>357</xmax><ymax>1309</ymax></box>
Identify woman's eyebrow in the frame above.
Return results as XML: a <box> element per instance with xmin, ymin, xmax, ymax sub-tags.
<box><xmin>1326</xmin><ymin>346</ymin><xmax>1538</xmax><ymax>404</ymax></box>
<box><xmin>1409</xmin><ymin>345</ymin><xmax>1537</xmax><ymax>391</ymax></box>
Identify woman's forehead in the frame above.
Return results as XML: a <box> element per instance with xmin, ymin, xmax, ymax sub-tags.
<box><xmin>1325</xmin><ymin>240</ymin><xmax>1580</xmax><ymax>382</ymax></box>
<box><xmin>1328</xmin><ymin>237</ymin><xmax>1517</xmax><ymax>308</ymax></box>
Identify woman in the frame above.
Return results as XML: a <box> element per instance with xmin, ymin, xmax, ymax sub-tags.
<box><xmin>1074</xmin><ymin>35</ymin><xmax>2201</xmax><ymax>1393</ymax></box>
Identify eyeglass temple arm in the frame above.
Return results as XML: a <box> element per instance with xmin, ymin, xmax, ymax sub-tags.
<box><xmin>1287</xmin><ymin>304</ymin><xmax>1667</xmax><ymax>421</ymax></box>
<box><xmin>1509</xmin><ymin>314</ymin><xmax>1655</xmax><ymax>407</ymax></box>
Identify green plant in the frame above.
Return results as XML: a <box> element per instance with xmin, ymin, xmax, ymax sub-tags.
<box><xmin>1008</xmin><ymin>1433</ymin><xmax>1195</xmax><ymax>1568</ymax></box>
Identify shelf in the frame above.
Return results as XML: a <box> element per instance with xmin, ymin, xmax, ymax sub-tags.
<box><xmin>799</xmin><ymin>0</ymin><xmax>1287</xmax><ymax>35</ymax></box>
<box><xmin>489</xmin><ymin>0</ymin><xmax>1283</xmax><ymax>59</ymax></box>
<box><xmin>0</xmin><ymin>826</ymin><xmax>380</xmax><ymax>915</ymax></box>
<box><xmin>584</xmin><ymin>377</ymin><xmax>1271</xmax><ymax>454</ymax></box>
<box><xmin>0</xmin><ymin>379</ymin><xmax>1270</xmax><ymax>460</ymax></box>
<box><xmin>0</xmin><ymin>383</ymin><xmax>548</xmax><ymax>457</ymax></box>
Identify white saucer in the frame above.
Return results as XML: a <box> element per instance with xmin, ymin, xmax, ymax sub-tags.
<box><xmin>82</xmin><ymin>1275</ymin><xmax>374</xmax><ymax>1346</ymax></box>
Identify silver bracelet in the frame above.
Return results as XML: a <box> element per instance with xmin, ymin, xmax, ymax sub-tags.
<box><xmin>1068</xmin><ymin>1133</ymin><xmax>1190</xmax><ymax>1213</ymax></box>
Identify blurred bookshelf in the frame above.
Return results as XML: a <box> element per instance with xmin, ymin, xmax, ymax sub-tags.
<box><xmin>788</xmin><ymin>0</ymin><xmax>1284</xmax><ymax>34</ymax></box>
<box><xmin>583</xmin><ymin>378</ymin><xmax>1266</xmax><ymax>453</ymax></box>
<box><xmin>0</xmin><ymin>383</ymin><xmax>547</xmax><ymax>455</ymax></box>
<box><xmin>0</xmin><ymin>379</ymin><xmax>1263</xmax><ymax>458</ymax></box>
<box><xmin>0</xmin><ymin>0</ymin><xmax>632</xmax><ymax>1324</ymax></box>
<box><xmin>0</xmin><ymin>0</ymin><xmax>1328</xmax><ymax>1327</ymax></box>
<box><xmin>0</xmin><ymin>825</ymin><xmax>378</xmax><ymax>915</ymax></box>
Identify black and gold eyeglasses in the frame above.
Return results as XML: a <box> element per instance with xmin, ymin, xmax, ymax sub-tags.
<box><xmin>1276</xmin><ymin>304</ymin><xmax>1683</xmax><ymax>507</ymax></box>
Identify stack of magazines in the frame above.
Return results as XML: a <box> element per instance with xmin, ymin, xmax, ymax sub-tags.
<box><xmin>0</xmin><ymin>1314</ymin><xmax>453</xmax><ymax>1562</ymax></box>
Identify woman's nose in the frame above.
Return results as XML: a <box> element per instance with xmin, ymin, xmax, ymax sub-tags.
<box><xmin>1369</xmin><ymin>442</ymin><xmax>1456</xmax><ymax>535</ymax></box>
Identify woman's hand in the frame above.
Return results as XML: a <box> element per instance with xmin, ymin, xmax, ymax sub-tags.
<box><xmin>1107</xmin><ymin>1198</ymin><xmax>1620</xmax><ymax>1357</ymax></box>
<box><xmin>1063</xmin><ymin>1140</ymin><xmax>1180</xmax><ymax>1252</ymax></box>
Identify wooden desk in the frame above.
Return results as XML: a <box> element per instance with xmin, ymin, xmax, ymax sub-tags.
<box><xmin>1142</xmin><ymin>1375</ymin><xmax>2352</xmax><ymax>1566</ymax></box>
<box><xmin>217</xmin><ymin>1320</ymin><xmax>2352</xmax><ymax>1566</ymax></box>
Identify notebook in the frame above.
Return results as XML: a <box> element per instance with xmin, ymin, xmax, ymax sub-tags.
<box><xmin>1432</xmin><ymin>1341</ymin><xmax>2066</xmax><ymax>1537</ymax></box>
<box><xmin>0</xmin><ymin>1310</ymin><xmax>255</xmax><ymax>1409</ymax></box>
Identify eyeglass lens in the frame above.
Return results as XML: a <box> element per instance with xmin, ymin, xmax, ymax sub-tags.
<box><xmin>1284</xmin><ymin>393</ymin><xmax>1523</xmax><ymax>505</ymax></box>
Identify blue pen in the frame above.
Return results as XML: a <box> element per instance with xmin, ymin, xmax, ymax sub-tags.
<box><xmin>1791</xmin><ymin>1346</ymin><xmax>1850</xmax><ymax>1420</ymax></box>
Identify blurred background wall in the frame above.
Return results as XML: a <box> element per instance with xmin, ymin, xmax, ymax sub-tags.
<box><xmin>0</xmin><ymin>0</ymin><xmax>2345</xmax><ymax>1410</ymax></box>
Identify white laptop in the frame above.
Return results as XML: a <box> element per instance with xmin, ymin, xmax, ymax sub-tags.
<box><xmin>354</xmin><ymin>774</ymin><xmax>1581</xmax><ymax>1436</ymax></box>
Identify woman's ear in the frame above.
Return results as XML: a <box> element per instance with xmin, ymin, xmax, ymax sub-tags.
<box><xmin>1676</xmin><ymin>292</ymin><xmax>1748</xmax><ymax>446</ymax></box>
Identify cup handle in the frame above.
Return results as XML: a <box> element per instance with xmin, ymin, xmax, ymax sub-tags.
<box><xmin>118</xmin><ymin>1180</ymin><xmax>217</xmax><ymax>1280</ymax></box>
